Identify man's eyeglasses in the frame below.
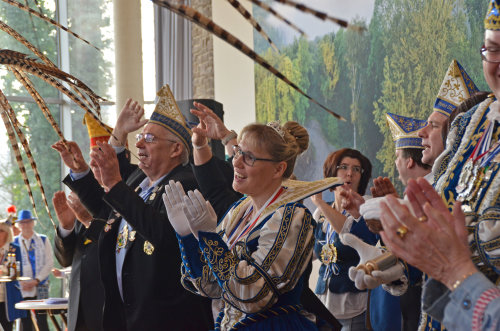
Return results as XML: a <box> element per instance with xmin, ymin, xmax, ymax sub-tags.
<box><xmin>136</xmin><ymin>133</ymin><xmax>177</xmax><ymax>144</ymax></box>
<box><xmin>232</xmin><ymin>145</ymin><xmax>276</xmax><ymax>167</ymax></box>
<box><xmin>480</xmin><ymin>46</ymin><xmax>500</xmax><ymax>63</ymax></box>
<box><xmin>336</xmin><ymin>164</ymin><xmax>363</xmax><ymax>174</ymax></box>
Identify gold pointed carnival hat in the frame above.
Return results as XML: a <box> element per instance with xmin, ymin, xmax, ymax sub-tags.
<box><xmin>385</xmin><ymin>112</ymin><xmax>427</xmax><ymax>149</ymax></box>
<box><xmin>485</xmin><ymin>0</ymin><xmax>500</xmax><ymax>30</ymax></box>
<box><xmin>433</xmin><ymin>60</ymin><xmax>479</xmax><ymax>117</ymax></box>
<box><xmin>148</xmin><ymin>84</ymin><xmax>192</xmax><ymax>153</ymax></box>
<box><xmin>84</xmin><ymin>113</ymin><xmax>113</xmax><ymax>149</ymax></box>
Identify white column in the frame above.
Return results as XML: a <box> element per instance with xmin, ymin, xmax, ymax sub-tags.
<box><xmin>113</xmin><ymin>0</ymin><xmax>144</xmax><ymax>153</ymax></box>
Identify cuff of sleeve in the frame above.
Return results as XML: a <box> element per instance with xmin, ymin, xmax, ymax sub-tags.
<box><xmin>112</xmin><ymin>145</ymin><xmax>125</xmax><ymax>154</ymax></box>
<box><xmin>58</xmin><ymin>223</ymin><xmax>75</xmax><ymax>238</ymax></box>
<box><xmin>340</xmin><ymin>215</ymin><xmax>355</xmax><ymax>234</ymax></box>
<box><xmin>69</xmin><ymin>168</ymin><xmax>91</xmax><ymax>181</ymax></box>
<box><xmin>177</xmin><ymin>233</ymin><xmax>205</xmax><ymax>278</ymax></box>
<box><xmin>441</xmin><ymin>272</ymin><xmax>497</xmax><ymax>330</ymax></box>
<box><xmin>198</xmin><ymin>231</ymin><xmax>237</xmax><ymax>287</ymax></box>
<box><xmin>422</xmin><ymin>277</ymin><xmax>450</xmax><ymax>322</ymax></box>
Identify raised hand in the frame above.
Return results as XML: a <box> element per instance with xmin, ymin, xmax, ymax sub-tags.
<box><xmin>66</xmin><ymin>192</ymin><xmax>92</xmax><ymax>226</ymax></box>
<box><xmin>370</xmin><ymin>177</ymin><xmax>399</xmax><ymax>198</ymax></box>
<box><xmin>89</xmin><ymin>141</ymin><xmax>122</xmax><ymax>191</ymax></box>
<box><xmin>112</xmin><ymin>98</ymin><xmax>148</xmax><ymax>146</ymax></box>
<box><xmin>162</xmin><ymin>180</ymin><xmax>192</xmax><ymax>236</ymax></box>
<box><xmin>51</xmin><ymin>140</ymin><xmax>88</xmax><ymax>173</ymax></box>
<box><xmin>52</xmin><ymin>191</ymin><xmax>75</xmax><ymax>230</ymax></box>
<box><xmin>190</xmin><ymin>102</ymin><xmax>231</xmax><ymax>141</ymax></box>
<box><xmin>339</xmin><ymin>186</ymin><xmax>364</xmax><ymax>218</ymax></box>
<box><xmin>183</xmin><ymin>189</ymin><xmax>217</xmax><ymax>239</ymax></box>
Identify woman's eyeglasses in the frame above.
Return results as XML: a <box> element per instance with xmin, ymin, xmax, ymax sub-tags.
<box><xmin>336</xmin><ymin>164</ymin><xmax>363</xmax><ymax>174</ymax></box>
<box><xmin>480</xmin><ymin>45</ymin><xmax>500</xmax><ymax>63</ymax></box>
<box><xmin>232</xmin><ymin>145</ymin><xmax>276</xmax><ymax>167</ymax></box>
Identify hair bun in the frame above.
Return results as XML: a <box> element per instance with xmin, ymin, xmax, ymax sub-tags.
<box><xmin>283</xmin><ymin>121</ymin><xmax>309</xmax><ymax>154</ymax></box>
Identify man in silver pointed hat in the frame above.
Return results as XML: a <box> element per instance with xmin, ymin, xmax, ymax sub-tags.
<box><xmin>378</xmin><ymin>2</ymin><xmax>500</xmax><ymax>330</ymax></box>
<box><xmin>340</xmin><ymin>113</ymin><xmax>429</xmax><ymax>331</ymax></box>
<box><xmin>52</xmin><ymin>85</ymin><xmax>213</xmax><ymax>331</ymax></box>
<box><xmin>419</xmin><ymin>59</ymin><xmax>479</xmax><ymax>170</ymax></box>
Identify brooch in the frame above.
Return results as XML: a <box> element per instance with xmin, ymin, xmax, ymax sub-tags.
<box><xmin>320</xmin><ymin>243</ymin><xmax>337</xmax><ymax>265</ymax></box>
<box><xmin>143</xmin><ymin>241</ymin><xmax>154</xmax><ymax>255</ymax></box>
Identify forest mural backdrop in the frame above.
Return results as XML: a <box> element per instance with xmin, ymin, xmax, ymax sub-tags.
<box><xmin>253</xmin><ymin>0</ymin><xmax>489</xmax><ymax>195</ymax></box>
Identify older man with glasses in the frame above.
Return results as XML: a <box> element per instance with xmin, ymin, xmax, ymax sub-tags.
<box><xmin>52</xmin><ymin>85</ymin><xmax>213</xmax><ymax>331</ymax></box>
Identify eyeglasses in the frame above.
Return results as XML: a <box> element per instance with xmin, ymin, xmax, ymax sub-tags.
<box><xmin>336</xmin><ymin>164</ymin><xmax>363</xmax><ymax>174</ymax></box>
<box><xmin>480</xmin><ymin>45</ymin><xmax>500</xmax><ymax>63</ymax></box>
<box><xmin>232</xmin><ymin>145</ymin><xmax>276</xmax><ymax>167</ymax></box>
<box><xmin>135</xmin><ymin>133</ymin><xmax>177</xmax><ymax>144</ymax></box>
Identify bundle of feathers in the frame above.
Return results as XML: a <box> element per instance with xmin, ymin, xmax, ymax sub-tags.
<box><xmin>0</xmin><ymin>0</ymin><xmax>362</xmax><ymax>228</ymax></box>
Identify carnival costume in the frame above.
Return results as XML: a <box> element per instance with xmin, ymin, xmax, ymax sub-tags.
<box><xmin>420</xmin><ymin>53</ymin><xmax>498</xmax><ymax>330</ymax></box>
<box><xmin>63</xmin><ymin>85</ymin><xmax>213</xmax><ymax>331</ymax></box>
<box><xmin>176</xmin><ymin>177</ymin><xmax>341</xmax><ymax>330</ymax></box>
<box><xmin>313</xmin><ymin>207</ymin><xmax>378</xmax><ymax>326</ymax></box>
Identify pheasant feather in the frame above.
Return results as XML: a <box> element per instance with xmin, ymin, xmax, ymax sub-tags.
<box><xmin>0</xmin><ymin>89</ymin><xmax>44</xmax><ymax>226</ymax></box>
<box><xmin>271</xmin><ymin>0</ymin><xmax>365</xmax><ymax>32</ymax></box>
<box><xmin>1</xmin><ymin>0</ymin><xmax>101</xmax><ymax>51</ymax></box>
<box><xmin>0</xmin><ymin>21</ymin><xmax>54</xmax><ymax>66</ymax></box>
<box><xmin>153</xmin><ymin>0</ymin><xmax>344</xmax><ymax>120</ymax></box>
<box><xmin>0</xmin><ymin>26</ymin><xmax>97</xmax><ymax>113</ymax></box>
<box><xmin>245</xmin><ymin>0</ymin><xmax>307</xmax><ymax>37</ymax></box>
<box><xmin>226</xmin><ymin>0</ymin><xmax>279</xmax><ymax>52</ymax></box>
<box><xmin>0</xmin><ymin>88</ymin><xmax>56</xmax><ymax>228</ymax></box>
<box><xmin>0</xmin><ymin>50</ymin><xmax>104</xmax><ymax>112</ymax></box>
<box><xmin>9</xmin><ymin>67</ymin><xmax>65</xmax><ymax>141</ymax></box>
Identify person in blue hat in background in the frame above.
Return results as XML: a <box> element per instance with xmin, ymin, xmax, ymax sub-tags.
<box><xmin>14</xmin><ymin>209</ymin><xmax>53</xmax><ymax>331</ymax></box>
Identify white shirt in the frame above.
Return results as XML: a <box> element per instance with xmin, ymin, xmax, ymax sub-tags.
<box><xmin>17</xmin><ymin>233</ymin><xmax>53</xmax><ymax>298</ymax></box>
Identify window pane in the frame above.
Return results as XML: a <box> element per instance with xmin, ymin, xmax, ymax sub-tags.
<box><xmin>67</xmin><ymin>0</ymin><xmax>115</xmax><ymax>100</ymax></box>
<box><xmin>0</xmin><ymin>0</ymin><xmax>58</xmax><ymax>98</ymax></box>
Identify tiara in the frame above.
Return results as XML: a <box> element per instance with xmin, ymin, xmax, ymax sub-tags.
<box><xmin>267</xmin><ymin>121</ymin><xmax>286</xmax><ymax>141</ymax></box>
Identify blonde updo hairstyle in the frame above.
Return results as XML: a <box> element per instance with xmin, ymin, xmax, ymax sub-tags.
<box><xmin>238</xmin><ymin>121</ymin><xmax>309</xmax><ymax>179</ymax></box>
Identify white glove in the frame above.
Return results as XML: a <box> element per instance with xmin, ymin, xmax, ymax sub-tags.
<box><xmin>162</xmin><ymin>180</ymin><xmax>192</xmax><ymax>236</ymax></box>
<box><xmin>360</xmin><ymin>196</ymin><xmax>414</xmax><ymax>220</ymax></box>
<box><xmin>341</xmin><ymin>233</ymin><xmax>404</xmax><ymax>290</ymax></box>
<box><xmin>359</xmin><ymin>197</ymin><xmax>385</xmax><ymax>220</ymax></box>
<box><xmin>183</xmin><ymin>189</ymin><xmax>217</xmax><ymax>239</ymax></box>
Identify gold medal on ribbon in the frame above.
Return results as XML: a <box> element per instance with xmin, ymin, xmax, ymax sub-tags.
<box><xmin>144</xmin><ymin>241</ymin><xmax>154</xmax><ymax>255</ymax></box>
<box><xmin>320</xmin><ymin>243</ymin><xmax>337</xmax><ymax>265</ymax></box>
<box><xmin>129</xmin><ymin>230</ymin><xmax>136</xmax><ymax>242</ymax></box>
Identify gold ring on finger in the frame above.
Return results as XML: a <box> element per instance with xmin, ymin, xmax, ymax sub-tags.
<box><xmin>396</xmin><ymin>225</ymin><xmax>408</xmax><ymax>239</ymax></box>
<box><xmin>418</xmin><ymin>216</ymin><xmax>427</xmax><ymax>222</ymax></box>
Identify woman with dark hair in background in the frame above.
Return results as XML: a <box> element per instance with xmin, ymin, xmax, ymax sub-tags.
<box><xmin>311</xmin><ymin>148</ymin><xmax>376</xmax><ymax>330</ymax></box>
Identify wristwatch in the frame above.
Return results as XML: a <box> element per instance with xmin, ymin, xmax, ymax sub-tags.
<box><xmin>221</xmin><ymin>130</ymin><xmax>237</xmax><ymax>146</ymax></box>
